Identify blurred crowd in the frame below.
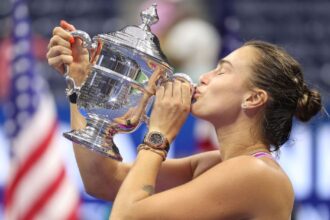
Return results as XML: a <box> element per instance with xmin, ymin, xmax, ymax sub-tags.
<box><xmin>0</xmin><ymin>0</ymin><xmax>329</xmax><ymax>219</ymax></box>
<box><xmin>0</xmin><ymin>0</ymin><xmax>329</xmax><ymax>106</ymax></box>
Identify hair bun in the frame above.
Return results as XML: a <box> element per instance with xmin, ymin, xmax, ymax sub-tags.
<box><xmin>295</xmin><ymin>87</ymin><xmax>322</xmax><ymax>122</ymax></box>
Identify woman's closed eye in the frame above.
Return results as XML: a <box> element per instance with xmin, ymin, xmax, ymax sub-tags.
<box><xmin>215</xmin><ymin>65</ymin><xmax>226</xmax><ymax>76</ymax></box>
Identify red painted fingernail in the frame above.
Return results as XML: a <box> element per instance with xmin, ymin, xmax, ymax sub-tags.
<box><xmin>60</xmin><ymin>19</ymin><xmax>76</xmax><ymax>31</ymax></box>
<box><xmin>149</xmin><ymin>62</ymin><xmax>157</xmax><ymax>69</ymax></box>
<box><xmin>69</xmin><ymin>36</ymin><xmax>75</xmax><ymax>44</ymax></box>
<box><xmin>60</xmin><ymin>20</ymin><xmax>68</xmax><ymax>28</ymax></box>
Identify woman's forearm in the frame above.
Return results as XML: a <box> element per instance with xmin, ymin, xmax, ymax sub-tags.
<box><xmin>70</xmin><ymin>103</ymin><xmax>86</xmax><ymax>130</ymax></box>
<box><xmin>109</xmin><ymin>78</ymin><xmax>193</xmax><ymax>218</ymax></box>
<box><xmin>110</xmin><ymin>149</ymin><xmax>163</xmax><ymax>219</ymax></box>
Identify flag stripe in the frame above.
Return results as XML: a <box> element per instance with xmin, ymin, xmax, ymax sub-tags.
<box><xmin>4</xmin><ymin>120</ymin><xmax>57</xmax><ymax>209</ymax></box>
<box><xmin>66</xmin><ymin>199</ymin><xmax>80</xmax><ymax>220</ymax></box>
<box><xmin>36</xmin><ymin>164</ymin><xmax>81</xmax><ymax>220</ymax></box>
<box><xmin>5</xmin><ymin>1</ymin><xmax>80</xmax><ymax>219</ymax></box>
<box><xmin>197</xmin><ymin>138</ymin><xmax>216</xmax><ymax>152</ymax></box>
<box><xmin>22</xmin><ymin>165</ymin><xmax>66</xmax><ymax>220</ymax></box>
<box><xmin>11</xmin><ymin>129</ymin><xmax>67</xmax><ymax>218</ymax></box>
<box><xmin>13</xmin><ymin>93</ymin><xmax>56</xmax><ymax>164</ymax></box>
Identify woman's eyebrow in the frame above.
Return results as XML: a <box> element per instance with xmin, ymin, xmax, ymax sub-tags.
<box><xmin>218</xmin><ymin>59</ymin><xmax>233</xmax><ymax>68</ymax></box>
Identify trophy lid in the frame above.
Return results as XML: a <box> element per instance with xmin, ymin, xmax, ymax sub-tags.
<box><xmin>97</xmin><ymin>3</ymin><xmax>169</xmax><ymax>64</ymax></box>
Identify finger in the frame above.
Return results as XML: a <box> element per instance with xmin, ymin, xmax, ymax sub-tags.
<box><xmin>149</xmin><ymin>66</ymin><xmax>164</xmax><ymax>83</ymax></box>
<box><xmin>60</xmin><ymin>20</ymin><xmax>85</xmax><ymax>47</ymax></box>
<box><xmin>181</xmin><ymin>81</ymin><xmax>192</xmax><ymax>106</ymax></box>
<box><xmin>47</xmin><ymin>59</ymin><xmax>65</xmax><ymax>74</ymax></box>
<box><xmin>173</xmin><ymin>79</ymin><xmax>181</xmax><ymax>101</ymax></box>
<box><xmin>147</xmin><ymin>60</ymin><xmax>158</xmax><ymax>70</ymax></box>
<box><xmin>52</xmin><ymin>26</ymin><xmax>74</xmax><ymax>43</ymax></box>
<box><xmin>46</xmin><ymin>45</ymin><xmax>72</xmax><ymax>59</ymax></box>
<box><xmin>122</xmin><ymin>108</ymin><xmax>135</xmax><ymax>120</ymax></box>
<box><xmin>60</xmin><ymin>20</ymin><xmax>76</xmax><ymax>31</ymax></box>
<box><xmin>48</xmin><ymin>54</ymin><xmax>73</xmax><ymax>68</ymax></box>
<box><xmin>164</xmin><ymin>81</ymin><xmax>173</xmax><ymax>98</ymax></box>
<box><xmin>48</xmin><ymin>35</ymin><xmax>71</xmax><ymax>49</ymax></box>
<box><xmin>155</xmin><ymin>84</ymin><xmax>165</xmax><ymax>103</ymax></box>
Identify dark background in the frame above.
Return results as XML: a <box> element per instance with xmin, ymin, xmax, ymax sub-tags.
<box><xmin>0</xmin><ymin>0</ymin><xmax>329</xmax><ymax>219</ymax></box>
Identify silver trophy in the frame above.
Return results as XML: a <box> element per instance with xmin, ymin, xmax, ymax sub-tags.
<box><xmin>63</xmin><ymin>3</ymin><xmax>193</xmax><ymax>161</ymax></box>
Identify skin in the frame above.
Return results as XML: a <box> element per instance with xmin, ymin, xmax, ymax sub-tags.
<box><xmin>47</xmin><ymin>21</ymin><xmax>294</xmax><ymax>220</ymax></box>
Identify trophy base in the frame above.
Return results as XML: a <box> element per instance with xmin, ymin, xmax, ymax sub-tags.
<box><xmin>63</xmin><ymin>116</ymin><xmax>123</xmax><ymax>161</ymax></box>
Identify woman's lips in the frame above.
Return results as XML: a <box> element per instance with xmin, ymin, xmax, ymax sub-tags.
<box><xmin>193</xmin><ymin>93</ymin><xmax>201</xmax><ymax>99</ymax></box>
<box><xmin>192</xmin><ymin>89</ymin><xmax>201</xmax><ymax>103</ymax></box>
<box><xmin>193</xmin><ymin>88</ymin><xmax>201</xmax><ymax>98</ymax></box>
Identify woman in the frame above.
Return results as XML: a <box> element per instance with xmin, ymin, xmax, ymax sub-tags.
<box><xmin>47</xmin><ymin>21</ymin><xmax>322</xmax><ymax>219</ymax></box>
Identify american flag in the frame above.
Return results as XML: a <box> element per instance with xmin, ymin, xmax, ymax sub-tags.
<box><xmin>3</xmin><ymin>0</ymin><xmax>80</xmax><ymax>219</ymax></box>
<box><xmin>194</xmin><ymin>120</ymin><xmax>219</xmax><ymax>152</ymax></box>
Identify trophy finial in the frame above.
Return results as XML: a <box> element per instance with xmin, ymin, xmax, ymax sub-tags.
<box><xmin>140</xmin><ymin>3</ymin><xmax>159</xmax><ymax>31</ymax></box>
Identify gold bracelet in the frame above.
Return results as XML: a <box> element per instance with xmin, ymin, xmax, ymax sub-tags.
<box><xmin>137</xmin><ymin>144</ymin><xmax>167</xmax><ymax>161</ymax></box>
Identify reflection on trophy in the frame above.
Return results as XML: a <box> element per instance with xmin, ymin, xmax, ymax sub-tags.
<box><xmin>62</xmin><ymin>3</ymin><xmax>193</xmax><ymax>161</ymax></box>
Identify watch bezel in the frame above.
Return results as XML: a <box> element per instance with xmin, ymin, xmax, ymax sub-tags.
<box><xmin>143</xmin><ymin>131</ymin><xmax>169</xmax><ymax>151</ymax></box>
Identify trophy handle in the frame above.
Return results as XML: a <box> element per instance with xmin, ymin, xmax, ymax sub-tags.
<box><xmin>63</xmin><ymin>30</ymin><xmax>98</xmax><ymax>98</ymax></box>
<box><xmin>63</xmin><ymin>65</ymin><xmax>80</xmax><ymax>98</ymax></box>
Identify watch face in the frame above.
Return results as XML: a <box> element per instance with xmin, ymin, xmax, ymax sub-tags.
<box><xmin>150</xmin><ymin>132</ymin><xmax>164</xmax><ymax>146</ymax></box>
<box><xmin>144</xmin><ymin>131</ymin><xmax>169</xmax><ymax>151</ymax></box>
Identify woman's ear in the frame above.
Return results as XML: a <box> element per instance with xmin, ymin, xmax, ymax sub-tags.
<box><xmin>241</xmin><ymin>89</ymin><xmax>268</xmax><ymax>110</ymax></box>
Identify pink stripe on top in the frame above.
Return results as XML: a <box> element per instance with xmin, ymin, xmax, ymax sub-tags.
<box><xmin>251</xmin><ymin>152</ymin><xmax>274</xmax><ymax>160</ymax></box>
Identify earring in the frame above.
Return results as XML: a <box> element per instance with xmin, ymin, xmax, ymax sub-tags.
<box><xmin>241</xmin><ymin>103</ymin><xmax>247</xmax><ymax>109</ymax></box>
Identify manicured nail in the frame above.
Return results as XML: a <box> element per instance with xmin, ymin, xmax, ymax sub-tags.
<box><xmin>60</xmin><ymin>19</ymin><xmax>67</xmax><ymax>27</ymax></box>
<box><xmin>69</xmin><ymin>36</ymin><xmax>75</xmax><ymax>44</ymax></box>
<box><xmin>60</xmin><ymin>19</ymin><xmax>76</xmax><ymax>31</ymax></box>
<box><xmin>149</xmin><ymin>61</ymin><xmax>157</xmax><ymax>69</ymax></box>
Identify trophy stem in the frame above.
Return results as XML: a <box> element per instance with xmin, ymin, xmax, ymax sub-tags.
<box><xmin>63</xmin><ymin>115</ymin><xmax>123</xmax><ymax>161</ymax></box>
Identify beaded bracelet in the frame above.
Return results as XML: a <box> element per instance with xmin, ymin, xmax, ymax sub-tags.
<box><xmin>137</xmin><ymin>144</ymin><xmax>167</xmax><ymax>161</ymax></box>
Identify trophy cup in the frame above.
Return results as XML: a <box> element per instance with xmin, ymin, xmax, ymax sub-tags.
<box><xmin>62</xmin><ymin>3</ymin><xmax>194</xmax><ymax>161</ymax></box>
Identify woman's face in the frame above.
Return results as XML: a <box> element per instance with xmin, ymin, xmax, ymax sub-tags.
<box><xmin>191</xmin><ymin>46</ymin><xmax>256</xmax><ymax>125</ymax></box>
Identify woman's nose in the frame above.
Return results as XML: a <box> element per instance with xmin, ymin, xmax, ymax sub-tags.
<box><xmin>199</xmin><ymin>71</ymin><xmax>212</xmax><ymax>85</ymax></box>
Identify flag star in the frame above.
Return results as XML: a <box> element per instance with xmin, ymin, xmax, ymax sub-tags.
<box><xmin>14</xmin><ymin>21</ymin><xmax>29</xmax><ymax>38</ymax></box>
<box><xmin>15</xmin><ymin>75</ymin><xmax>30</xmax><ymax>92</ymax></box>
<box><xmin>14</xmin><ymin>39</ymin><xmax>30</xmax><ymax>56</ymax></box>
<box><xmin>13</xmin><ymin>57</ymin><xmax>31</xmax><ymax>74</ymax></box>
<box><xmin>16</xmin><ymin>93</ymin><xmax>30</xmax><ymax>110</ymax></box>
<box><xmin>16</xmin><ymin>111</ymin><xmax>30</xmax><ymax>125</ymax></box>
<box><xmin>13</xmin><ymin>3</ymin><xmax>28</xmax><ymax>20</ymax></box>
<box><xmin>4</xmin><ymin>119</ymin><xmax>17</xmax><ymax>137</ymax></box>
<box><xmin>34</xmin><ymin>75</ymin><xmax>46</xmax><ymax>92</ymax></box>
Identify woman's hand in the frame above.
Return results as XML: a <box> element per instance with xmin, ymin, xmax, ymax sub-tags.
<box><xmin>46</xmin><ymin>20</ymin><xmax>89</xmax><ymax>86</ymax></box>
<box><xmin>148</xmin><ymin>77</ymin><xmax>193</xmax><ymax>143</ymax></box>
